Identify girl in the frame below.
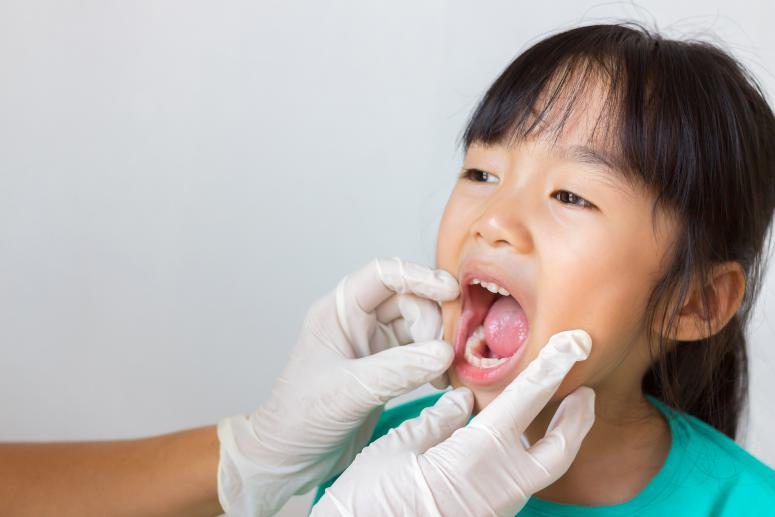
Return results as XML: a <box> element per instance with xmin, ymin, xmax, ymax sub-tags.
<box><xmin>313</xmin><ymin>22</ymin><xmax>775</xmax><ymax>514</ymax></box>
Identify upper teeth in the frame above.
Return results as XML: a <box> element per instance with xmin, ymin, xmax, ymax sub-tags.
<box><xmin>470</xmin><ymin>278</ymin><xmax>510</xmax><ymax>296</ymax></box>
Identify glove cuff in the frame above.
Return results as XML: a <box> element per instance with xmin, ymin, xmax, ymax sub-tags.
<box><xmin>217</xmin><ymin>414</ymin><xmax>292</xmax><ymax>517</ymax></box>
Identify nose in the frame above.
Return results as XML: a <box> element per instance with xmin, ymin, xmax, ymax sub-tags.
<box><xmin>470</xmin><ymin>190</ymin><xmax>533</xmax><ymax>253</ymax></box>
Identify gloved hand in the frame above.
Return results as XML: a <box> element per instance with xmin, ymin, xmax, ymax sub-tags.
<box><xmin>311</xmin><ymin>329</ymin><xmax>596</xmax><ymax>517</ymax></box>
<box><xmin>216</xmin><ymin>257</ymin><xmax>460</xmax><ymax>516</ymax></box>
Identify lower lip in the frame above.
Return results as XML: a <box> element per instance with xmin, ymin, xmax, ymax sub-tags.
<box><xmin>453</xmin><ymin>313</ymin><xmax>529</xmax><ymax>387</ymax></box>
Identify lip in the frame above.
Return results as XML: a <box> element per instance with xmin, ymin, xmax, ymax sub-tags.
<box><xmin>452</xmin><ymin>259</ymin><xmax>533</xmax><ymax>387</ymax></box>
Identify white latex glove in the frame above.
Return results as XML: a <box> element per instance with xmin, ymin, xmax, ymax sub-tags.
<box><xmin>311</xmin><ymin>329</ymin><xmax>596</xmax><ymax>517</ymax></box>
<box><xmin>216</xmin><ymin>257</ymin><xmax>460</xmax><ymax>516</ymax></box>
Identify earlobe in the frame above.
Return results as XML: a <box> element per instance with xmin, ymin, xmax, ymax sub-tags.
<box><xmin>666</xmin><ymin>262</ymin><xmax>746</xmax><ymax>342</ymax></box>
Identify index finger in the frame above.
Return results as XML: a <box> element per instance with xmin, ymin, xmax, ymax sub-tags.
<box><xmin>469</xmin><ymin>329</ymin><xmax>592</xmax><ymax>438</ymax></box>
<box><xmin>344</xmin><ymin>257</ymin><xmax>460</xmax><ymax>314</ymax></box>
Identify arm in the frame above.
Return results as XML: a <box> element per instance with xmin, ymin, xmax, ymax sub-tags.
<box><xmin>0</xmin><ymin>425</ymin><xmax>222</xmax><ymax>517</ymax></box>
<box><xmin>0</xmin><ymin>257</ymin><xmax>459</xmax><ymax>517</ymax></box>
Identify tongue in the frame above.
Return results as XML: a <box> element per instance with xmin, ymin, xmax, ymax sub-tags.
<box><xmin>483</xmin><ymin>296</ymin><xmax>529</xmax><ymax>358</ymax></box>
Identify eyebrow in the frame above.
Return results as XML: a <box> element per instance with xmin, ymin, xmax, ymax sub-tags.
<box><xmin>550</xmin><ymin>144</ymin><xmax>621</xmax><ymax>174</ymax></box>
<box><xmin>543</xmin><ymin>142</ymin><xmax>640</xmax><ymax>199</ymax></box>
<box><xmin>526</xmin><ymin>107</ymin><xmax>627</xmax><ymax>177</ymax></box>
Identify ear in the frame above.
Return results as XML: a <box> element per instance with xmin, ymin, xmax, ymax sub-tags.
<box><xmin>663</xmin><ymin>262</ymin><xmax>746</xmax><ymax>341</ymax></box>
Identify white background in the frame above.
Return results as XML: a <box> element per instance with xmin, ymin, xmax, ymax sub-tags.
<box><xmin>1</xmin><ymin>1</ymin><xmax>774</xmax><ymax>515</ymax></box>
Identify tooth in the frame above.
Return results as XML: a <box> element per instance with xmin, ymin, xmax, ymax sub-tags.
<box><xmin>465</xmin><ymin>327</ymin><xmax>482</xmax><ymax>350</ymax></box>
<box><xmin>480</xmin><ymin>357</ymin><xmax>508</xmax><ymax>367</ymax></box>
<box><xmin>471</xmin><ymin>278</ymin><xmax>481</xmax><ymax>285</ymax></box>
<box><xmin>464</xmin><ymin>327</ymin><xmax>482</xmax><ymax>368</ymax></box>
<box><xmin>464</xmin><ymin>343</ymin><xmax>482</xmax><ymax>367</ymax></box>
<box><xmin>498</xmin><ymin>287</ymin><xmax>510</xmax><ymax>296</ymax></box>
<box><xmin>485</xmin><ymin>283</ymin><xmax>499</xmax><ymax>294</ymax></box>
<box><xmin>463</xmin><ymin>325</ymin><xmax>509</xmax><ymax>369</ymax></box>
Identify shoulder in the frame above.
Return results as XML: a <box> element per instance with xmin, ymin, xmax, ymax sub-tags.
<box><xmin>654</xmin><ymin>397</ymin><xmax>775</xmax><ymax>510</ymax></box>
<box><xmin>688</xmin><ymin>414</ymin><xmax>775</xmax><ymax>490</ymax></box>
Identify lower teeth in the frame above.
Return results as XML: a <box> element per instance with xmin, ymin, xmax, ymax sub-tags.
<box><xmin>463</xmin><ymin>325</ymin><xmax>509</xmax><ymax>369</ymax></box>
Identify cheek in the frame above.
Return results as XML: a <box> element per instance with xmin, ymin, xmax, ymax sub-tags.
<box><xmin>436</xmin><ymin>190</ymin><xmax>472</xmax><ymax>345</ymax></box>
<box><xmin>535</xmin><ymin>245</ymin><xmax>656</xmax><ymax>395</ymax></box>
<box><xmin>436</xmin><ymin>194</ymin><xmax>470</xmax><ymax>267</ymax></box>
<box><xmin>538</xmin><ymin>258</ymin><xmax>647</xmax><ymax>356</ymax></box>
<box><xmin>439</xmin><ymin>300</ymin><xmax>461</xmax><ymax>355</ymax></box>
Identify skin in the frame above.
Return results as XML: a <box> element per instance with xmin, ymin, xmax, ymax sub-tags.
<box><xmin>0</xmin><ymin>426</ymin><xmax>223</xmax><ymax>516</ymax></box>
<box><xmin>435</xmin><ymin>85</ymin><xmax>746</xmax><ymax>505</ymax></box>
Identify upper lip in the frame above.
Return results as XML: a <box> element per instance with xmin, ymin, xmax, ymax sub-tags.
<box><xmin>458</xmin><ymin>257</ymin><xmax>533</xmax><ymax>324</ymax></box>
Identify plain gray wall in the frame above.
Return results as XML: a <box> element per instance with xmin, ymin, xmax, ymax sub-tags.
<box><xmin>1</xmin><ymin>1</ymin><xmax>774</xmax><ymax>515</ymax></box>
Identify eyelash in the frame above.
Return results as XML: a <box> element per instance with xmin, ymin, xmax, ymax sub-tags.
<box><xmin>459</xmin><ymin>168</ymin><xmax>497</xmax><ymax>184</ymax></box>
<box><xmin>458</xmin><ymin>168</ymin><xmax>596</xmax><ymax>209</ymax></box>
<box><xmin>553</xmin><ymin>190</ymin><xmax>595</xmax><ymax>209</ymax></box>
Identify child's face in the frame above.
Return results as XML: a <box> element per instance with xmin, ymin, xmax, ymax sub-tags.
<box><xmin>436</xmin><ymin>107</ymin><xmax>678</xmax><ymax>411</ymax></box>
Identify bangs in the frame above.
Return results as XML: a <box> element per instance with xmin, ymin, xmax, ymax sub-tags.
<box><xmin>462</xmin><ymin>49</ymin><xmax>629</xmax><ymax>177</ymax></box>
<box><xmin>459</xmin><ymin>22</ymin><xmax>769</xmax><ymax>239</ymax></box>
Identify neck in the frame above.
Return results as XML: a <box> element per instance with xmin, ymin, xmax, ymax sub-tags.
<box><xmin>524</xmin><ymin>383</ymin><xmax>671</xmax><ymax>506</ymax></box>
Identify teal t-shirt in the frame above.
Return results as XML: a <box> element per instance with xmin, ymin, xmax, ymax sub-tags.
<box><xmin>311</xmin><ymin>392</ymin><xmax>775</xmax><ymax>515</ymax></box>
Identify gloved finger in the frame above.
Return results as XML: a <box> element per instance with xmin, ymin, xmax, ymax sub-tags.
<box><xmin>375</xmin><ymin>295</ymin><xmax>443</xmax><ymax>347</ymax></box>
<box><xmin>336</xmin><ymin>258</ymin><xmax>455</xmax><ymax>356</ymax></box>
<box><xmin>369</xmin><ymin>320</ymin><xmax>401</xmax><ymax>355</ymax></box>
<box><xmin>469</xmin><ymin>330</ymin><xmax>592</xmax><ymax>440</ymax></box>
<box><xmin>348</xmin><ymin>340</ymin><xmax>455</xmax><ymax>407</ymax></box>
<box><xmin>344</xmin><ymin>257</ymin><xmax>459</xmax><ymax>316</ymax></box>
<box><xmin>376</xmin><ymin>387</ymin><xmax>473</xmax><ymax>454</ymax></box>
<box><xmin>389</xmin><ymin>318</ymin><xmax>413</xmax><ymax>346</ymax></box>
<box><xmin>430</xmin><ymin>371</ymin><xmax>450</xmax><ymax>390</ymax></box>
<box><xmin>522</xmin><ymin>386</ymin><xmax>595</xmax><ymax>490</ymax></box>
<box><xmin>351</xmin><ymin>292</ymin><xmax>445</xmax><ymax>355</ymax></box>
<box><xmin>386</xmin><ymin>293</ymin><xmax>448</xmax><ymax>382</ymax></box>
<box><xmin>375</xmin><ymin>294</ymin><xmax>402</xmax><ymax>324</ymax></box>
<box><xmin>375</xmin><ymin>294</ymin><xmax>442</xmax><ymax>340</ymax></box>
<box><xmin>399</xmin><ymin>294</ymin><xmax>444</xmax><ymax>342</ymax></box>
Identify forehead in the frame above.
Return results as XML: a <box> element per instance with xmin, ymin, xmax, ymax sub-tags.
<box><xmin>466</xmin><ymin>73</ymin><xmax>642</xmax><ymax>192</ymax></box>
<box><xmin>529</xmin><ymin>74</ymin><xmax>623</xmax><ymax>166</ymax></box>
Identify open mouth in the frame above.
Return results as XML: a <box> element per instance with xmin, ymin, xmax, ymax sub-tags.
<box><xmin>453</xmin><ymin>274</ymin><xmax>530</xmax><ymax>385</ymax></box>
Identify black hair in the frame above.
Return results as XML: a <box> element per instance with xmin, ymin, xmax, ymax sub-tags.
<box><xmin>459</xmin><ymin>22</ymin><xmax>775</xmax><ymax>438</ymax></box>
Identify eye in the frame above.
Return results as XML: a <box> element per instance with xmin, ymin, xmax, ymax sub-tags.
<box><xmin>459</xmin><ymin>168</ymin><xmax>499</xmax><ymax>184</ymax></box>
<box><xmin>552</xmin><ymin>190</ymin><xmax>596</xmax><ymax>209</ymax></box>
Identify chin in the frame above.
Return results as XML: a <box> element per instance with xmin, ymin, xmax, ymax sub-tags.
<box><xmin>447</xmin><ymin>359</ymin><xmax>584</xmax><ymax>416</ymax></box>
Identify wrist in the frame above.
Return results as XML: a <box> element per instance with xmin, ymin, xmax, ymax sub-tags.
<box><xmin>217</xmin><ymin>414</ymin><xmax>309</xmax><ymax>517</ymax></box>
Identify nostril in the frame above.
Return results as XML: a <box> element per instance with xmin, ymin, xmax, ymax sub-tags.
<box><xmin>476</xmin><ymin>238</ymin><xmax>514</xmax><ymax>252</ymax></box>
<box><xmin>473</xmin><ymin>211</ymin><xmax>533</xmax><ymax>255</ymax></box>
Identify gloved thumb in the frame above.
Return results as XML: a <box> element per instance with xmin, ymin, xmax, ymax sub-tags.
<box><xmin>375</xmin><ymin>387</ymin><xmax>474</xmax><ymax>454</ymax></box>
<box><xmin>523</xmin><ymin>385</ymin><xmax>596</xmax><ymax>490</ymax></box>
<box><xmin>394</xmin><ymin>293</ymin><xmax>450</xmax><ymax>390</ymax></box>
<box><xmin>348</xmin><ymin>340</ymin><xmax>455</xmax><ymax>407</ymax></box>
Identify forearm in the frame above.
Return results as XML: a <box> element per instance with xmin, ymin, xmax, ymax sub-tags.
<box><xmin>0</xmin><ymin>425</ymin><xmax>223</xmax><ymax>517</ymax></box>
